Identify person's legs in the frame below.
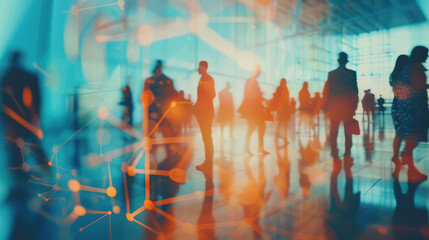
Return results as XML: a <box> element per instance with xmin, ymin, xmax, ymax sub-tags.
<box><xmin>403</xmin><ymin>138</ymin><xmax>427</xmax><ymax>182</ymax></box>
<box><xmin>329</xmin><ymin>118</ymin><xmax>340</xmax><ymax>159</ymax></box>
<box><xmin>257</xmin><ymin>120</ymin><xmax>268</xmax><ymax>154</ymax></box>
<box><xmin>197</xmin><ymin>116</ymin><xmax>214</xmax><ymax>168</ymax></box>
<box><xmin>343</xmin><ymin>119</ymin><xmax>352</xmax><ymax>158</ymax></box>
<box><xmin>245</xmin><ymin>120</ymin><xmax>257</xmax><ymax>154</ymax></box>
<box><xmin>392</xmin><ymin>131</ymin><xmax>402</xmax><ymax>159</ymax></box>
<box><xmin>229</xmin><ymin>119</ymin><xmax>234</xmax><ymax>141</ymax></box>
<box><xmin>220</xmin><ymin>122</ymin><xmax>225</xmax><ymax>141</ymax></box>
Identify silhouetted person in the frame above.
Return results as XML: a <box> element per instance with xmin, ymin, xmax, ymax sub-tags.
<box><xmin>362</xmin><ymin>89</ymin><xmax>375</xmax><ymax>122</ymax></box>
<box><xmin>393</xmin><ymin>46</ymin><xmax>429</xmax><ymax>182</ymax></box>
<box><xmin>390</xmin><ymin>54</ymin><xmax>409</xmax><ymax>177</ymax></box>
<box><xmin>120</xmin><ymin>77</ymin><xmax>133</xmax><ymax>126</ymax></box>
<box><xmin>172</xmin><ymin>90</ymin><xmax>187</xmax><ymax>135</ymax></box>
<box><xmin>217</xmin><ymin>82</ymin><xmax>234</xmax><ymax>141</ymax></box>
<box><xmin>321</xmin><ymin>52</ymin><xmax>358</xmax><ymax>162</ymax></box>
<box><xmin>312</xmin><ymin>92</ymin><xmax>322</xmax><ymax>129</ymax></box>
<box><xmin>272</xmin><ymin>78</ymin><xmax>290</xmax><ymax>144</ymax></box>
<box><xmin>144</xmin><ymin>60</ymin><xmax>179</xmax><ymax>155</ymax></box>
<box><xmin>290</xmin><ymin>97</ymin><xmax>296</xmax><ymax>120</ymax></box>
<box><xmin>377</xmin><ymin>95</ymin><xmax>385</xmax><ymax>116</ymax></box>
<box><xmin>298</xmin><ymin>81</ymin><xmax>313</xmax><ymax>133</ymax></box>
<box><xmin>1</xmin><ymin>51</ymin><xmax>51</xmax><ymax>239</ymax></box>
<box><xmin>194</xmin><ymin>61</ymin><xmax>216</xmax><ymax>173</ymax></box>
<box><xmin>238</xmin><ymin>64</ymin><xmax>269</xmax><ymax>155</ymax></box>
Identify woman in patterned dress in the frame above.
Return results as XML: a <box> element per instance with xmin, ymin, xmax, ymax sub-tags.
<box><xmin>391</xmin><ymin>46</ymin><xmax>429</xmax><ymax>182</ymax></box>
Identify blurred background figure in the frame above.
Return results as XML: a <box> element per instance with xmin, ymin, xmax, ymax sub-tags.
<box><xmin>194</xmin><ymin>61</ymin><xmax>216</xmax><ymax>173</ymax></box>
<box><xmin>1</xmin><ymin>51</ymin><xmax>52</xmax><ymax>239</ymax></box>
<box><xmin>217</xmin><ymin>82</ymin><xmax>235</xmax><ymax>141</ymax></box>
<box><xmin>271</xmin><ymin>78</ymin><xmax>290</xmax><ymax>145</ymax></box>
<box><xmin>238</xmin><ymin>64</ymin><xmax>269</xmax><ymax>155</ymax></box>
<box><xmin>377</xmin><ymin>94</ymin><xmax>385</xmax><ymax>117</ymax></box>
<box><xmin>322</xmin><ymin>52</ymin><xmax>358</xmax><ymax>162</ymax></box>
<box><xmin>298</xmin><ymin>81</ymin><xmax>313</xmax><ymax>134</ymax></box>
<box><xmin>120</xmin><ymin>76</ymin><xmax>133</xmax><ymax>127</ymax></box>
<box><xmin>362</xmin><ymin>89</ymin><xmax>375</xmax><ymax>122</ymax></box>
<box><xmin>311</xmin><ymin>92</ymin><xmax>322</xmax><ymax>133</ymax></box>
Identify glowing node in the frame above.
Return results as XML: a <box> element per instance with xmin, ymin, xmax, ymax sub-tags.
<box><xmin>112</xmin><ymin>205</ymin><xmax>120</xmax><ymax>214</ymax></box>
<box><xmin>181</xmin><ymin>222</ymin><xmax>196</xmax><ymax>234</ymax></box>
<box><xmin>140</xmin><ymin>90</ymin><xmax>154</xmax><ymax>106</ymax></box>
<box><xmin>45</xmin><ymin>199</ymin><xmax>48</xmax><ymax>202</ymax></box>
<box><xmin>127</xmin><ymin>166</ymin><xmax>136</xmax><ymax>177</ymax></box>
<box><xmin>169</xmin><ymin>168</ymin><xmax>188</xmax><ymax>183</ymax></box>
<box><xmin>108</xmin><ymin>211</ymin><xmax>112</xmax><ymax>215</ymax></box>
<box><xmin>144</xmin><ymin>200</ymin><xmax>155</xmax><ymax>210</ymax></box>
<box><xmin>97</xmin><ymin>106</ymin><xmax>109</xmax><ymax>120</ymax></box>
<box><xmin>16</xmin><ymin>138</ymin><xmax>24</xmax><ymax>149</ymax></box>
<box><xmin>71</xmin><ymin>5</ymin><xmax>79</xmax><ymax>16</ymax></box>
<box><xmin>48</xmin><ymin>161</ymin><xmax>53</xmax><ymax>167</ymax></box>
<box><xmin>95</xmin><ymin>34</ymin><xmax>105</xmax><ymax>43</ymax></box>
<box><xmin>22</xmin><ymin>87</ymin><xmax>33</xmax><ymax>107</ymax></box>
<box><xmin>38</xmin><ymin>194</ymin><xmax>41</xmax><ymax>197</ymax></box>
<box><xmin>421</xmin><ymin>226</ymin><xmax>429</xmax><ymax>237</ymax></box>
<box><xmin>377</xmin><ymin>226</ymin><xmax>387</xmax><ymax>235</ymax></box>
<box><xmin>121</xmin><ymin>162</ymin><xmax>128</xmax><ymax>173</ymax></box>
<box><xmin>104</xmin><ymin>156</ymin><xmax>112</xmax><ymax>162</ymax></box>
<box><xmin>79</xmin><ymin>228</ymin><xmax>83</xmax><ymax>232</ymax></box>
<box><xmin>170</xmin><ymin>101</ymin><xmax>176</xmax><ymax>108</ymax></box>
<box><xmin>73</xmin><ymin>205</ymin><xmax>86</xmax><ymax>216</ymax></box>
<box><xmin>126</xmin><ymin>213</ymin><xmax>134</xmax><ymax>221</ymax></box>
<box><xmin>106</xmin><ymin>186</ymin><xmax>117</xmax><ymax>198</ymax></box>
<box><xmin>56</xmin><ymin>172</ymin><xmax>61</xmax><ymax>181</ymax></box>
<box><xmin>36</xmin><ymin>129</ymin><xmax>43</xmax><ymax>140</ymax></box>
<box><xmin>194</xmin><ymin>190</ymin><xmax>204</xmax><ymax>200</ymax></box>
<box><xmin>137</xmin><ymin>25</ymin><xmax>154</xmax><ymax>46</ymax></box>
<box><xmin>53</xmin><ymin>184</ymin><xmax>60</xmax><ymax>190</ymax></box>
<box><xmin>71</xmin><ymin>169</ymin><xmax>77</xmax><ymax>177</ymax></box>
<box><xmin>22</xmin><ymin>163</ymin><xmax>30</xmax><ymax>172</ymax></box>
<box><xmin>68</xmin><ymin>179</ymin><xmax>81</xmax><ymax>192</ymax></box>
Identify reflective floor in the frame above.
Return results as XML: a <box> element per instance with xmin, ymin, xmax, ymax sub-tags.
<box><xmin>2</xmin><ymin>113</ymin><xmax>429</xmax><ymax>240</ymax></box>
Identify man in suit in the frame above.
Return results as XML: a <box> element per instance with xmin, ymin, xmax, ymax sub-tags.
<box><xmin>194</xmin><ymin>61</ymin><xmax>216</xmax><ymax>173</ymax></box>
<box><xmin>322</xmin><ymin>52</ymin><xmax>359</xmax><ymax>162</ymax></box>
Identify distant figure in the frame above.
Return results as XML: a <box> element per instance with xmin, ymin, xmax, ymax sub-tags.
<box><xmin>321</xmin><ymin>52</ymin><xmax>358</xmax><ymax>162</ymax></box>
<box><xmin>238</xmin><ymin>64</ymin><xmax>269</xmax><ymax>155</ymax></box>
<box><xmin>272</xmin><ymin>78</ymin><xmax>290</xmax><ymax>143</ymax></box>
<box><xmin>144</xmin><ymin>60</ymin><xmax>179</xmax><ymax>156</ymax></box>
<box><xmin>194</xmin><ymin>61</ymin><xmax>216</xmax><ymax>173</ymax></box>
<box><xmin>1</xmin><ymin>51</ymin><xmax>50</xmax><ymax>239</ymax></box>
<box><xmin>377</xmin><ymin>95</ymin><xmax>385</xmax><ymax>116</ymax></box>
<box><xmin>290</xmin><ymin>98</ymin><xmax>297</xmax><ymax>119</ymax></box>
<box><xmin>298</xmin><ymin>81</ymin><xmax>313</xmax><ymax>133</ymax></box>
<box><xmin>217</xmin><ymin>82</ymin><xmax>235</xmax><ymax>141</ymax></box>
<box><xmin>389</xmin><ymin>54</ymin><xmax>409</xmax><ymax>176</ymax></box>
<box><xmin>392</xmin><ymin>46</ymin><xmax>429</xmax><ymax>182</ymax></box>
<box><xmin>312</xmin><ymin>92</ymin><xmax>322</xmax><ymax>128</ymax></box>
<box><xmin>362</xmin><ymin>89</ymin><xmax>375</xmax><ymax>122</ymax></box>
<box><xmin>120</xmin><ymin>77</ymin><xmax>133</xmax><ymax>126</ymax></box>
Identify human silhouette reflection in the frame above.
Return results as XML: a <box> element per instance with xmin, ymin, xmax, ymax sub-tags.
<box><xmin>238</xmin><ymin>64</ymin><xmax>269</xmax><ymax>155</ymax></box>
<box><xmin>195</xmin><ymin>61</ymin><xmax>216</xmax><ymax>174</ymax></box>
<box><xmin>321</xmin><ymin>52</ymin><xmax>358</xmax><ymax>162</ymax></box>
<box><xmin>298</xmin><ymin>135</ymin><xmax>321</xmax><ymax>199</ymax></box>
<box><xmin>197</xmin><ymin>173</ymin><xmax>217</xmax><ymax>240</ymax></box>
<box><xmin>1</xmin><ymin>51</ymin><xmax>54</xmax><ymax>239</ymax></box>
<box><xmin>392</xmin><ymin>180</ymin><xmax>429</xmax><ymax>240</ymax></box>
<box><xmin>217</xmin><ymin>82</ymin><xmax>235</xmax><ymax>141</ymax></box>
<box><xmin>325</xmin><ymin>162</ymin><xmax>361</xmax><ymax>240</ymax></box>
<box><xmin>274</xmin><ymin>143</ymin><xmax>290</xmax><ymax>199</ymax></box>
<box><xmin>362</xmin><ymin>121</ymin><xmax>375</xmax><ymax>162</ymax></box>
<box><xmin>272</xmin><ymin>78</ymin><xmax>290</xmax><ymax>145</ymax></box>
<box><xmin>377</xmin><ymin>95</ymin><xmax>385</xmax><ymax>118</ymax></box>
<box><xmin>238</xmin><ymin>155</ymin><xmax>271</xmax><ymax>239</ymax></box>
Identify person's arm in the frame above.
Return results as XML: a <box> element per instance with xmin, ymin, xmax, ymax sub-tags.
<box><xmin>210</xmin><ymin>77</ymin><xmax>216</xmax><ymax>100</ymax></box>
<box><xmin>409</xmin><ymin>63</ymin><xmax>427</xmax><ymax>90</ymax></box>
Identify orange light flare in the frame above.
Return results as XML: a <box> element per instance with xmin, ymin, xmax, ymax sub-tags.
<box><xmin>2</xmin><ymin>105</ymin><xmax>43</xmax><ymax>139</ymax></box>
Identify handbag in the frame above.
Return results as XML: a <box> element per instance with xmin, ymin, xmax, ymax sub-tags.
<box><xmin>350</xmin><ymin>118</ymin><xmax>360</xmax><ymax>135</ymax></box>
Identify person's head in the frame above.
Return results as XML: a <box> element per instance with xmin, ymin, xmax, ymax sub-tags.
<box><xmin>302</xmin><ymin>81</ymin><xmax>308</xmax><ymax>89</ymax></box>
<box><xmin>152</xmin><ymin>60</ymin><xmax>163</xmax><ymax>75</ymax></box>
<box><xmin>198</xmin><ymin>61</ymin><xmax>208</xmax><ymax>75</ymax></box>
<box><xmin>253</xmin><ymin>64</ymin><xmax>261</xmax><ymax>78</ymax></box>
<box><xmin>314</xmin><ymin>92</ymin><xmax>320</xmax><ymax>97</ymax></box>
<box><xmin>410</xmin><ymin>46</ymin><xmax>429</xmax><ymax>63</ymax></box>
<box><xmin>10</xmin><ymin>51</ymin><xmax>23</xmax><ymax>67</ymax></box>
<box><xmin>280</xmin><ymin>78</ymin><xmax>286</xmax><ymax>87</ymax></box>
<box><xmin>380</xmin><ymin>95</ymin><xmax>382</xmax><ymax>97</ymax></box>
<box><xmin>338</xmin><ymin>52</ymin><xmax>348</xmax><ymax>66</ymax></box>
<box><xmin>226</xmin><ymin>82</ymin><xmax>231</xmax><ymax>90</ymax></box>
<box><xmin>179</xmin><ymin>90</ymin><xmax>184</xmax><ymax>98</ymax></box>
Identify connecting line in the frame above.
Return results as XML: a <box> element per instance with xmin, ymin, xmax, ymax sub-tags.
<box><xmin>105</xmin><ymin>142</ymin><xmax>142</xmax><ymax>159</ymax></box>
<box><xmin>80</xmin><ymin>185</ymin><xmax>107</xmax><ymax>194</ymax></box>
<box><xmin>133</xmin><ymin>219</ymin><xmax>161</xmax><ymax>236</ymax></box>
<box><xmin>105</xmin><ymin>115</ymin><xmax>143</xmax><ymax>139</ymax></box>
<box><xmin>123</xmin><ymin>173</ymin><xmax>130</xmax><ymax>214</ymax></box>
<box><xmin>249</xmin><ymin>222</ymin><xmax>271</xmax><ymax>239</ymax></box>
<box><xmin>130</xmin><ymin>206</ymin><xmax>146</xmax><ymax>219</ymax></box>
<box><xmin>153</xmin><ymin>207</ymin><xmax>183</xmax><ymax>225</ymax></box>
<box><xmin>147</xmin><ymin>105</ymin><xmax>174</xmax><ymax>137</ymax></box>
<box><xmin>60</xmin><ymin>116</ymin><xmax>97</xmax><ymax>147</ymax></box>
<box><xmin>107</xmin><ymin>161</ymin><xmax>113</xmax><ymax>187</ymax></box>
<box><xmin>79</xmin><ymin>213</ymin><xmax>110</xmax><ymax>232</ymax></box>
<box><xmin>145</xmin><ymin>149</ymin><xmax>150</xmax><ymax>200</ymax></box>
<box><xmin>174</xmin><ymin>144</ymin><xmax>194</xmax><ymax>169</ymax></box>
<box><xmin>2</xmin><ymin>105</ymin><xmax>43</xmax><ymax>139</ymax></box>
<box><xmin>131</xmin><ymin>149</ymin><xmax>144</xmax><ymax>168</ymax></box>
